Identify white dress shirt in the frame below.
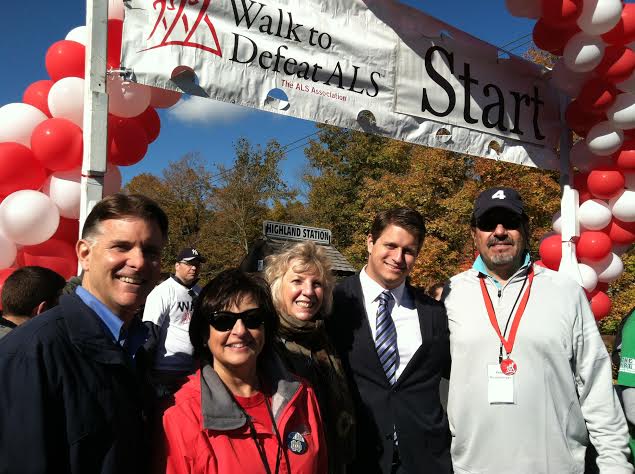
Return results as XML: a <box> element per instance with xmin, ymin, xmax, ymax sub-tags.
<box><xmin>359</xmin><ymin>267</ymin><xmax>423</xmax><ymax>380</ymax></box>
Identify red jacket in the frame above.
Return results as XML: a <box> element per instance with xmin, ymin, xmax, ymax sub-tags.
<box><xmin>161</xmin><ymin>359</ymin><xmax>328</xmax><ymax>474</ymax></box>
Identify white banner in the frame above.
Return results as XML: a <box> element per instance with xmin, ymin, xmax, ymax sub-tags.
<box><xmin>121</xmin><ymin>0</ymin><xmax>560</xmax><ymax>169</ymax></box>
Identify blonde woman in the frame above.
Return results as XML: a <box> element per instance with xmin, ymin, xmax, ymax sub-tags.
<box><xmin>265</xmin><ymin>241</ymin><xmax>355</xmax><ymax>474</ymax></box>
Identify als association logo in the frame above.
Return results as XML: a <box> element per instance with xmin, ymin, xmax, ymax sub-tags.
<box><xmin>143</xmin><ymin>0</ymin><xmax>223</xmax><ymax>57</ymax></box>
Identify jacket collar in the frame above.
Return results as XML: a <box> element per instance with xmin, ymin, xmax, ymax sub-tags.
<box><xmin>62</xmin><ymin>294</ymin><xmax>132</xmax><ymax>366</ymax></box>
<box><xmin>200</xmin><ymin>353</ymin><xmax>301</xmax><ymax>431</ymax></box>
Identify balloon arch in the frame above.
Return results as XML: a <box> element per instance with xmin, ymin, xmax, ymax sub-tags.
<box><xmin>0</xmin><ymin>0</ymin><xmax>634</xmax><ymax>320</ymax></box>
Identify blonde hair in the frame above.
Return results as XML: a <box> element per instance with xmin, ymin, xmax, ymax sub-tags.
<box><xmin>264</xmin><ymin>241</ymin><xmax>335</xmax><ymax>317</ymax></box>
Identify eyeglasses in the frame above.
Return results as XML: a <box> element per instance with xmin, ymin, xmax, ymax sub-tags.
<box><xmin>476</xmin><ymin>213</ymin><xmax>522</xmax><ymax>232</ymax></box>
<box><xmin>208</xmin><ymin>308</ymin><xmax>267</xmax><ymax>331</ymax></box>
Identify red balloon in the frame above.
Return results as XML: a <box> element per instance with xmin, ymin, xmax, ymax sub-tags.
<box><xmin>576</xmin><ymin>230</ymin><xmax>612</xmax><ymax>261</ymax></box>
<box><xmin>607</xmin><ymin>218</ymin><xmax>635</xmax><ymax>245</ymax></box>
<box><xmin>107</xmin><ymin>19</ymin><xmax>123</xmax><ymax>69</ymax></box>
<box><xmin>23</xmin><ymin>80</ymin><xmax>54</xmax><ymax>117</ymax></box>
<box><xmin>587</xmin><ymin>167</ymin><xmax>625</xmax><ymax>199</ymax></box>
<box><xmin>614</xmin><ymin>140</ymin><xmax>635</xmax><ymax>170</ymax></box>
<box><xmin>573</xmin><ymin>172</ymin><xmax>593</xmax><ymax>202</ymax></box>
<box><xmin>30</xmin><ymin>118</ymin><xmax>83</xmax><ymax>171</ymax></box>
<box><xmin>539</xmin><ymin>234</ymin><xmax>562</xmax><ymax>270</ymax></box>
<box><xmin>585</xmin><ymin>281</ymin><xmax>609</xmax><ymax>299</ymax></box>
<box><xmin>595</xmin><ymin>46</ymin><xmax>635</xmax><ymax>84</ymax></box>
<box><xmin>565</xmin><ymin>100</ymin><xmax>605</xmax><ymax>137</ymax></box>
<box><xmin>589</xmin><ymin>290</ymin><xmax>611</xmax><ymax>321</ymax></box>
<box><xmin>51</xmin><ymin>217</ymin><xmax>80</xmax><ymax>245</ymax></box>
<box><xmin>149</xmin><ymin>86</ymin><xmax>182</xmax><ymax>109</ymax></box>
<box><xmin>0</xmin><ymin>143</ymin><xmax>47</xmax><ymax>197</ymax></box>
<box><xmin>533</xmin><ymin>20</ymin><xmax>579</xmax><ymax>55</ymax></box>
<box><xmin>576</xmin><ymin>78</ymin><xmax>618</xmax><ymax>113</ymax></box>
<box><xmin>133</xmin><ymin>107</ymin><xmax>161</xmax><ymax>143</ymax></box>
<box><xmin>108</xmin><ymin>116</ymin><xmax>149</xmax><ymax>166</ymax></box>
<box><xmin>45</xmin><ymin>40</ymin><xmax>85</xmax><ymax>82</ymax></box>
<box><xmin>602</xmin><ymin>3</ymin><xmax>635</xmax><ymax>45</ymax></box>
<box><xmin>540</xmin><ymin>0</ymin><xmax>582</xmax><ymax>28</ymax></box>
<box><xmin>18</xmin><ymin>239</ymin><xmax>77</xmax><ymax>280</ymax></box>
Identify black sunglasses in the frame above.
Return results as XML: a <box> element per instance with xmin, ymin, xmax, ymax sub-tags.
<box><xmin>208</xmin><ymin>308</ymin><xmax>267</xmax><ymax>331</ymax></box>
<box><xmin>476</xmin><ymin>213</ymin><xmax>523</xmax><ymax>232</ymax></box>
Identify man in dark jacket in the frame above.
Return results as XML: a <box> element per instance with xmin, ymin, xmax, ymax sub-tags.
<box><xmin>0</xmin><ymin>194</ymin><xmax>168</xmax><ymax>474</ymax></box>
<box><xmin>330</xmin><ymin>208</ymin><xmax>452</xmax><ymax>474</ymax></box>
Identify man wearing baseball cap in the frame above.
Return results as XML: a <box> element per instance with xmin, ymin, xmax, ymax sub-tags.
<box><xmin>143</xmin><ymin>247</ymin><xmax>206</xmax><ymax>396</ymax></box>
<box><xmin>443</xmin><ymin>187</ymin><xmax>632</xmax><ymax>473</ymax></box>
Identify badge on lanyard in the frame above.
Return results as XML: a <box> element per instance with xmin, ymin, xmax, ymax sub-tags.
<box><xmin>479</xmin><ymin>266</ymin><xmax>534</xmax><ymax>375</ymax></box>
<box><xmin>287</xmin><ymin>431</ymin><xmax>308</xmax><ymax>454</ymax></box>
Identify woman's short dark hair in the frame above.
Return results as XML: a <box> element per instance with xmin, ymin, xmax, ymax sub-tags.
<box><xmin>369</xmin><ymin>207</ymin><xmax>426</xmax><ymax>251</ymax></box>
<box><xmin>189</xmin><ymin>268</ymin><xmax>279</xmax><ymax>366</ymax></box>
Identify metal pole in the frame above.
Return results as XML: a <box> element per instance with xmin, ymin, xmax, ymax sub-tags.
<box><xmin>79</xmin><ymin>0</ymin><xmax>109</xmax><ymax>243</ymax></box>
<box><xmin>557</xmin><ymin>93</ymin><xmax>582</xmax><ymax>284</ymax></box>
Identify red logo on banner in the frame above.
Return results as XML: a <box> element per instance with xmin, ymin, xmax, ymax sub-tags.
<box><xmin>143</xmin><ymin>0</ymin><xmax>222</xmax><ymax>57</ymax></box>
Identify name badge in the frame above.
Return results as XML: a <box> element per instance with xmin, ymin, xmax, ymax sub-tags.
<box><xmin>487</xmin><ymin>364</ymin><xmax>515</xmax><ymax>404</ymax></box>
<box><xmin>287</xmin><ymin>431</ymin><xmax>308</xmax><ymax>454</ymax></box>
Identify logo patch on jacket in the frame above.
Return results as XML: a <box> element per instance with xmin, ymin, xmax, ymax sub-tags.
<box><xmin>286</xmin><ymin>431</ymin><xmax>307</xmax><ymax>454</ymax></box>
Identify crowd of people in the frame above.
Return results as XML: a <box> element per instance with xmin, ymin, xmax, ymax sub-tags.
<box><xmin>0</xmin><ymin>187</ymin><xmax>633</xmax><ymax>474</ymax></box>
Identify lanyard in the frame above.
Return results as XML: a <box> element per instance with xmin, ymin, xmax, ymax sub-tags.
<box><xmin>479</xmin><ymin>266</ymin><xmax>534</xmax><ymax>358</ymax></box>
<box><xmin>244</xmin><ymin>395</ymin><xmax>289</xmax><ymax>474</ymax></box>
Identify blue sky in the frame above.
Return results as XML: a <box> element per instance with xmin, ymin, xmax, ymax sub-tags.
<box><xmin>0</xmin><ymin>1</ymin><xmax>537</xmax><ymax>193</ymax></box>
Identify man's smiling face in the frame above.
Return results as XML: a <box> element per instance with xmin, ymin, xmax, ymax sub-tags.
<box><xmin>472</xmin><ymin>208</ymin><xmax>527</xmax><ymax>275</ymax></box>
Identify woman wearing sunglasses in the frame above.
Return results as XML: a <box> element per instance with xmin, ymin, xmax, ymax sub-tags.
<box><xmin>265</xmin><ymin>242</ymin><xmax>356</xmax><ymax>474</ymax></box>
<box><xmin>159</xmin><ymin>268</ymin><xmax>327</xmax><ymax>474</ymax></box>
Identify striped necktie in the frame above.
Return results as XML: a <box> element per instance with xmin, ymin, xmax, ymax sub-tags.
<box><xmin>375</xmin><ymin>290</ymin><xmax>398</xmax><ymax>384</ymax></box>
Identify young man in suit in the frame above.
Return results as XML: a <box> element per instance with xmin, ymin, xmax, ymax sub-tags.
<box><xmin>330</xmin><ymin>208</ymin><xmax>452</xmax><ymax>474</ymax></box>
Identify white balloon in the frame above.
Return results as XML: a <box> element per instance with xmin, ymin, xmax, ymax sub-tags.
<box><xmin>585</xmin><ymin>252</ymin><xmax>624</xmax><ymax>282</ymax></box>
<box><xmin>0</xmin><ymin>232</ymin><xmax>17</xmax><ymax>270</ymax></box>
<box><xmin>107</xmin><ymin>75</ymin><xmax>151</xmax><ymax>118</ymax></box>
<box><xmin>577</xmin><ymin>262</ymin><xmax>599</xmax><ymax>291</ymax></box>
<box><xmin>578</xmin><ymin>199</ymin><xmax>612</xmax><ymax>230</ymax></box>
<box><xmin>104</xmin><ymin>165</ymin><xmax>122</xmax><ymax>196</ymax></box>
<box><xmin>610</xmin><ymin>189</ymin><xmax>635</xmax><ymax>222</ymax></box>
<box><xmin>550</xmin><ymin>58</ymin><xmax>590</xmax><ymax>97</ymax></box>
<box><xmin>586</xmin><ymin>121</ymin><xmax>624</xmax><ymax>155</ymax></box>
<box><xmin>108</xmin><ymin>0</ymin><xmax>125</xmax><ymax>21</ymax></box>
<box><xmin>0</xmin><ymin>103</ymin><xmax>48</xmax><ymax>147</ymax></box>
<box><xmin>48</xmin><ymin>77</ymin><xmax>85</xmax><ymax>128</ymax></box>
<box><xmin>570</xmin><ymin>140</ymin><xmax>613</xmax><ymax>171</ymax></box>
<box><xmin>624</xmin><ymin>171</ymin><xmax>635</xmax><ymax>190</ymax></box>
<box><xmin>607</xmin><ymin>93</ymin><xmax>635</xmax><ymax>130</ymax></box>
<box><xmin>577</xmin><ymin>0</ymin><xmax>623</xmax><ymax>36</ymax></box>
<box><xmin>0</xmin><ymin>190</ymin><xmax>60</xmax><ymax>246</ymax></box>
<box><xmin>43</xmin><ymin>169</ymin><xmax>81</xmax><ymax>220</ymax></box>
<box><xmin>552</xmin><ymin>211</ymin><xmax>562</xmax><ymax>234</ymax></box>
<box><xmin>505</xmin><ymin>0</ymin><xmax>541</xmax><ymax>19</ymax></box>
<box><xmin>563</xmin><ymin>32</ymin><xmax>606</xmax><ymax>73</ymax></box>
<box><xmin>65</xmin><ymin>25</ymin><xmax>87</xmax><ymax>46</ymax></box>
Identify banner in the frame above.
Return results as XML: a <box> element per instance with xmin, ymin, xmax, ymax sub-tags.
<box><xmin>121</xmin><ymin>0</ymin><xmax>561</xmax><ymax>169</ymax></box>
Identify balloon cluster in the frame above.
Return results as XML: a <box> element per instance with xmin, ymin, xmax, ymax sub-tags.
<box><xmin>507</xmin><ymin>0</ymin><xmax>635</xmax><ymax>320</ymax></box>
<box><xmin>0</xmin><ymin>0</ymin><xmax>181</xmax><ymax>294</ymax></box>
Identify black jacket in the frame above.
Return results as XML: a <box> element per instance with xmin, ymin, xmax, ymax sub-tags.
<box><xmin>0</xmin><ymin>294</ymin><xmax>151</xmax><ymax>474</ymax></box>
<box><xmin>329</xmin><ymin>275</ymin><xmax>452</xmax><ymax>474</ymax></box>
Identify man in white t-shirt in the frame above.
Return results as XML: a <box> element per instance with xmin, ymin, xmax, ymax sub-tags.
<box><xmin>143</xmin><ymin>247</ymin><xmax>205</xmax><ymax>395</ymax></box>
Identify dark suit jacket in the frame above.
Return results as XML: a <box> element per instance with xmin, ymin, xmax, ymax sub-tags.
<box><xmin>330</xmin><ymin>274</ymin><xmax>452</xmax><ymax>474</ymax></box>
<box><xmin>0</xmin><ymin>294</ymin><xmax>151</xmax><ymax>474</ymax></box>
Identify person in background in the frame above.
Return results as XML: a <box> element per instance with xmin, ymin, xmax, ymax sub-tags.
<box><xmin>615</xmin><ymin>306</ymin><xmax>635</xmax><ymax>465</ymax></box>
<box><xmin>444</xmin><ymin>187</ymin><xmax>632</xmax><ymax>473</ymax></box>
<box><xmin>426</xmin><ymin>281</ymin><xmax>447</xmax><ymax>301</ymax></box>
<box><xmin>0</xmin><ymin>266</ymin><xmax>66</xmax><ymax>339</ymax></box>
<box><xmin>0</xmin><ymin>193</ymin><xmax>168</xmax><ymax>474</ymax></box>
<box><xmin>160</xmin><ymin>268</ymin><xmax>327</xmax><ymax>474</ymax></box>
<box><xmin>330</xmin><ymin>208</ymin><xmax>452</xmax><ymax>474</ymax></box>
<box><xmin>265</xmin><ymin>241</ymin><xmax>356</xmax><ymax>473</ymax></box>
<box><xmin>143</xmin><ymin>247</ymin><xmax>206</xmax><ymax>396</ymax></box>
